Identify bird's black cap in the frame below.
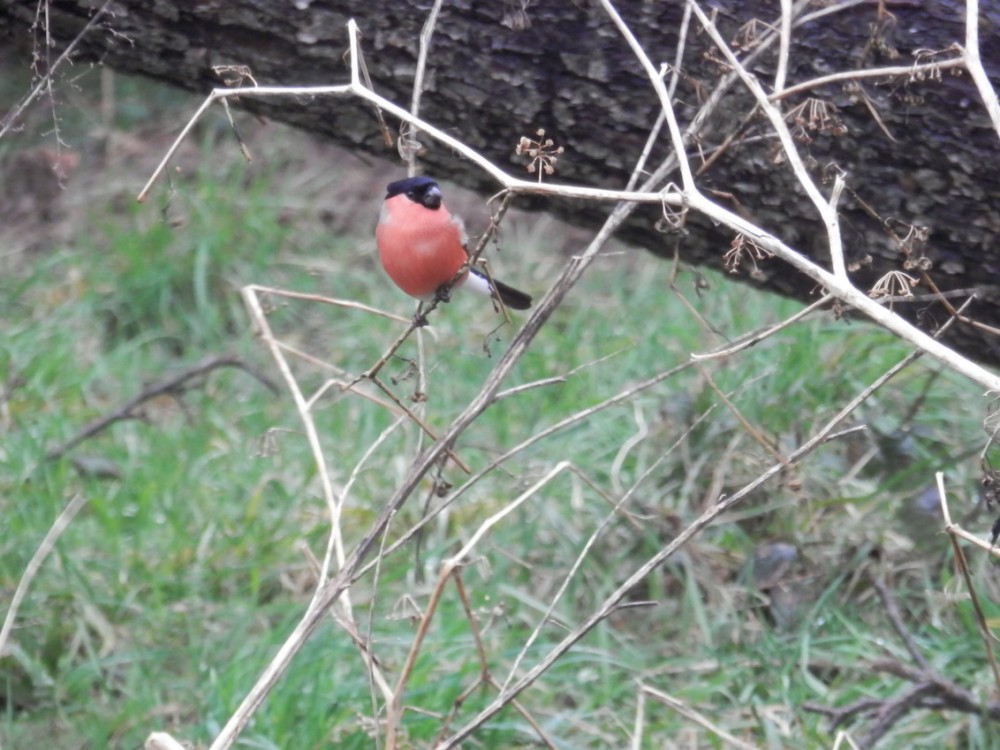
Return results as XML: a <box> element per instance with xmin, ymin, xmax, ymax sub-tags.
<box><xmin>385</xmin><ymin>176</ymin><xmax>442</xmax><ymax>209</ymax></box>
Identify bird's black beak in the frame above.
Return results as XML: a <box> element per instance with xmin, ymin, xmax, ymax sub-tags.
<box><xmin>422</xmin><ymin>186</ymin><xmax>442</xmax><ymax>209</ymax></box>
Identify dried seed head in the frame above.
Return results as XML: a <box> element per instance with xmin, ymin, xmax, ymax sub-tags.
<box><xmin>514</xmin><ymin>129</ymin><xmax>566</xmax><ymax>182</ymax></box>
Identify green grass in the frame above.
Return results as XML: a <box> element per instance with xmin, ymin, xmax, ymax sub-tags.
<box><xmin>2</xmin><ymin>71</ymin><xmax>998</xmax><ymax>749</ymax></box>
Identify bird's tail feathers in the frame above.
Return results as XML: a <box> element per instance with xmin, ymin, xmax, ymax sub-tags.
<box><xmin>466</xmin><ymin>268</ymin><xmax>532</xmax><ymax>310</ymax></box>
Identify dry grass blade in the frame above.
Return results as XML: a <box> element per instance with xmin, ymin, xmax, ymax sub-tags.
<box><xmin>0</xmin><ymin>493</ymin><xmax>89</xmax><ymax>658</ymax></box>
<box><xmin>641</xmin><ymin>684</ymin><xmax>762</xmax><ymax>750</ymax></box>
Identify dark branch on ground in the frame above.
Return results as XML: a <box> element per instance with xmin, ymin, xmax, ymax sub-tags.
<box><xmin>45</xmin><ymin>354</ymin><xmax>278</xmax><ymax>462</ymax></box>
<box><xmin>803</xmin><ymin>570</ymin><xmax>1000</xmax><ymax>748</ymax></box>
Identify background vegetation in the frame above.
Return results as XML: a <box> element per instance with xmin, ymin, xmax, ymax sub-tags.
<box><xmin>1</xmin><ymin>64</ymin><xmax>997</xmax><ymax>749</ymax></box>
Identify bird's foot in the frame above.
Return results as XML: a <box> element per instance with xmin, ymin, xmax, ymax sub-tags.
<box><xmin>434</xmin><ymin>283</ymin><xmax>453</xmax><ymax>304</ymax></box>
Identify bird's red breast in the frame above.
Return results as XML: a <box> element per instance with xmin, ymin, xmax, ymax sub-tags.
<box><xmin>376</xmin><ymin>193</ymin><xmax>469</xmax><ymax>300</ymax></box>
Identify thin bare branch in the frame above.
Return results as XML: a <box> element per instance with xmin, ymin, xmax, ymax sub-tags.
<box><xmin>597</xmin><ymin>0</ymin><xmax>693</xmax><ymax>190</ymax></box>
<box><xmin>963</xmin><ymin>0</ymin><xmax>1000</xmax><ymax>136</ymax></box>
<box><xmin>406</xmin><ymin>0</ymin><xmax>445</xmax><ymax>175</ymax></box>
<box><xmin>938</xmin><ymin>473</ymin><xmax>1000</xmax><ymax>694</ymax></box>
<box><xmin>690</xmin><ymin>1</ymin><xmax>849</xmax><ymax>281</ymax></box>
<box><xmin>0</xmin><ymin>0</ymin><xmax>116</xmax><ymax>140</ymax></box>
<box><xmin>692</xmin><ymin>294</ymin><xmax>834</xmax><ymax>360</ymax></box>
<box><xmin>436</xmin><ymin>316</ymin><xmax>946</xmax><ymax>748</ymax></box>
<box><xmin>771</xmin><ymin>57</ymin><xmax>965</xmax><ymax>101</ymax></box>
<box><xmin>774</xmin><ymin>0</ymin><xmax>793</xmax><ymax>94</ymax></box>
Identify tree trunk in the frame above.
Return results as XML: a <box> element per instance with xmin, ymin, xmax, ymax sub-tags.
<box><xmin>2</xmin><ymin>0</ymin><xmax>999</xmax><ymax>364</ymax></box>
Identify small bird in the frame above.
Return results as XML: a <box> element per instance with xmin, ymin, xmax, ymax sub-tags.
<box><xmin>375</xmin><ymin>176</ymin><xmax>532</xmax><ymax>317</ymax></box>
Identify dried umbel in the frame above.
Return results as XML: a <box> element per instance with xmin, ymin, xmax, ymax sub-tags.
<box><xmin>869</xmin><ymin>271</ymin><xmax>918</xmax><ymax>301</ymax></box>
<box><xmin>515</xmin><ymin>128</ymin><xmax>565</xmax><ymax>182</ymax></box>
<box><xmin>724</xmin><ymin>233</ymin><xmax>773</xmax><ymax>277</ymax></box>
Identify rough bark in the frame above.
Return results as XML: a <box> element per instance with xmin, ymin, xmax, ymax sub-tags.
<box><xmin>2</xmin><ymin>0</ymin><xmax>999</xmax><ymax>365</ymax></box>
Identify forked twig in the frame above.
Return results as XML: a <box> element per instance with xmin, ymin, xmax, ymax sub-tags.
<box><xmin>384</xmin><ymin>457</ymin><xmax>573</xmax><ymax>750</ymax></box>
<box><xmin>690</xmin><ymin>1</ymin><xmax>849</xmax><ymax>281</ymax></box>
<box><xmin>369</xmin><ymin>374</ymin><xmax>471</xmax><ymax>473</ymax></box>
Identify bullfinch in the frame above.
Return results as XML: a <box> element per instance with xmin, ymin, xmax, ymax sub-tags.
<box><xmin>375</xmin><ymin>176</ymin><xmax>532</xmax><ymax>314</ymax></box>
